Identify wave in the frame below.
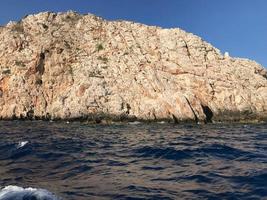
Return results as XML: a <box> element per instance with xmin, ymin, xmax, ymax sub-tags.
<box><xmin>128</xmin><ymin>121</ymin><xmax>142</xmax><ymax>125</ymax></box>
<box><xmin>134</xmin><ymin>146</ymin><xmax>192</xmax><ymax>161</ymax></box>
<box><xmin>134</xmin><ymin>144</ymin><xmax>263</xmax><ymax>161</ymax></box>
<box><xmin>17</xmin><ymin>141</ymin><xmax>29</xmax><ymax>149</ymax></box>
<box><xmin>0</xmin><ymin>185</ymin><xmax>60</xmax><ymax>200</ymax></box>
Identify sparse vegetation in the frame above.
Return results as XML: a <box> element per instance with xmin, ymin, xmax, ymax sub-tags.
<box><xmin>41</xmin><ymin>23</ymin><xmax>48</xmax><ymax>30</ymax></box>
<box><xmin>2</xmin><ymin>69</ymin><xmax>11</xmax><ymax>75</ymax></box>
<box><xmin>10</xmin><ymin>23</ymin><xmax>24</xmax><ymax>33</ymax></box>
<box><xmin>89</xmin><ymin>70</ymin><xmax>104</xmax><ymax>78</ymax></box>
<box><xmin>64</xmin><ymin>41</ymin><xmax>71</xmax><ymax>49</ymax></box>
<box><xmin>96</xmin><ymin>43</ymin><xmax>104</xmax><ymax>51</ymax></box>
<box><xmin>68</xmin><ymin>66</ymin><xmax>74</xmax><ymax>76</ymax></box>
<box><xmin>97</xmin><ymin>56</ymin><xmax>108</xmax><ymax>63</ymax></box>
<box><xmin>62</xmin><ymin>12</ymin><xmax>82</xmax><ymax>24</ymax></box>
<box><xmin>35</xmin><ymin>78</ymin><xmax>43</xmax><ymax>85</ymax></box>
<box><xmin>15</xmin><ymin>60</ymin><xmax>26</xmax><ymax>67</ymax></box>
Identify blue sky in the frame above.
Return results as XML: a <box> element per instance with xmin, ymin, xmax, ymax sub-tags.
<box><xmin>0</xmin><ymin>0</ymin><xmax>266</xmax><ymax>67</ymax></box>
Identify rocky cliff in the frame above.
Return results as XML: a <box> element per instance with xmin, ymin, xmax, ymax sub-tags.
<box><xmin>0</xmin><ymin>11</ymin><xmax>266</xmax><ymax>122</ymax></box>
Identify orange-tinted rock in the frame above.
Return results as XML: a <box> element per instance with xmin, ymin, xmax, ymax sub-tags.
<box><xmin>0</xmin><ymin>11</ymin><xmax>266</xmax><ymax>122</ymax></box>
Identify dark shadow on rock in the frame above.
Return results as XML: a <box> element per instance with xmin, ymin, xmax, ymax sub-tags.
<box><xmin>201</xmin><ymin>105</ymin><xmax>213</xmax><ymax>123</ymax></box>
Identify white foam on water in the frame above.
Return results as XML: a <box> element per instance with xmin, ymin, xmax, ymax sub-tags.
<box><xmin>17</xmin><ymin>141</ymin><xmax>28</xmax><ymax>148</ymax></box>
<box><xmin>128</xmin><ymin>121</ymin><xmax>141</xmax><ymax>125</ymax></box>
<box><xmin>0</xmin><ymin>185</ymin><xmax>60</xmax><ymax>200</ymax></box>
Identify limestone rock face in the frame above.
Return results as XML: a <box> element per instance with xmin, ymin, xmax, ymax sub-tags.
<box><xmin>0</xmin><ymin>11</ymin><xmax>266</xmax><ymax>122</ymax></box>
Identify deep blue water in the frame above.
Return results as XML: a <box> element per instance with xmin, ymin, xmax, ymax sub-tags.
<box><xmin>0</xmin><ymin>121</ymin><xmax>266</xmax><ymax>200</ymax></box>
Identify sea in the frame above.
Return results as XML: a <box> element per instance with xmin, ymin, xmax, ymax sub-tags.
<box><xmin>0</xmin><ymin>121</ymin><xmax>266</xmax><ymax>200</ymax></box>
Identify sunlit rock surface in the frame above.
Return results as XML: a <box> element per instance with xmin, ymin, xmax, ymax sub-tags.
<box><xmin>0</xmin><ymin>11</ymin><xmax>266</xmax><ymax>122</ymax></box>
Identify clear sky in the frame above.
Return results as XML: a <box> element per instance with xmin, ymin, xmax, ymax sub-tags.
<box><xmin>0</xmin><ymin>0</ymin><xmax>266</xmax><ymax>67</ymax></box>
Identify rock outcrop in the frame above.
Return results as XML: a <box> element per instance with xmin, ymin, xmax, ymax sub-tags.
<box><xmin>0</xmin><ymin>11</ymin><xmax>266</xmax><ymax>122</ymax></box>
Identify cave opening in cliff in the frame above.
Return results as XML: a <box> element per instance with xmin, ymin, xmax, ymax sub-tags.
<box><xmin>201</xmin><ymin>105</ymin><xmax>213</xmax><ymax>123</ymax></box>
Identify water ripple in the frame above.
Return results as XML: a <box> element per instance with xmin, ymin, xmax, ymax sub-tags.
<box><xmin>0</xmin><ymin>121</ymin><xmax>266</xmax><ymax>199</ymax></box>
